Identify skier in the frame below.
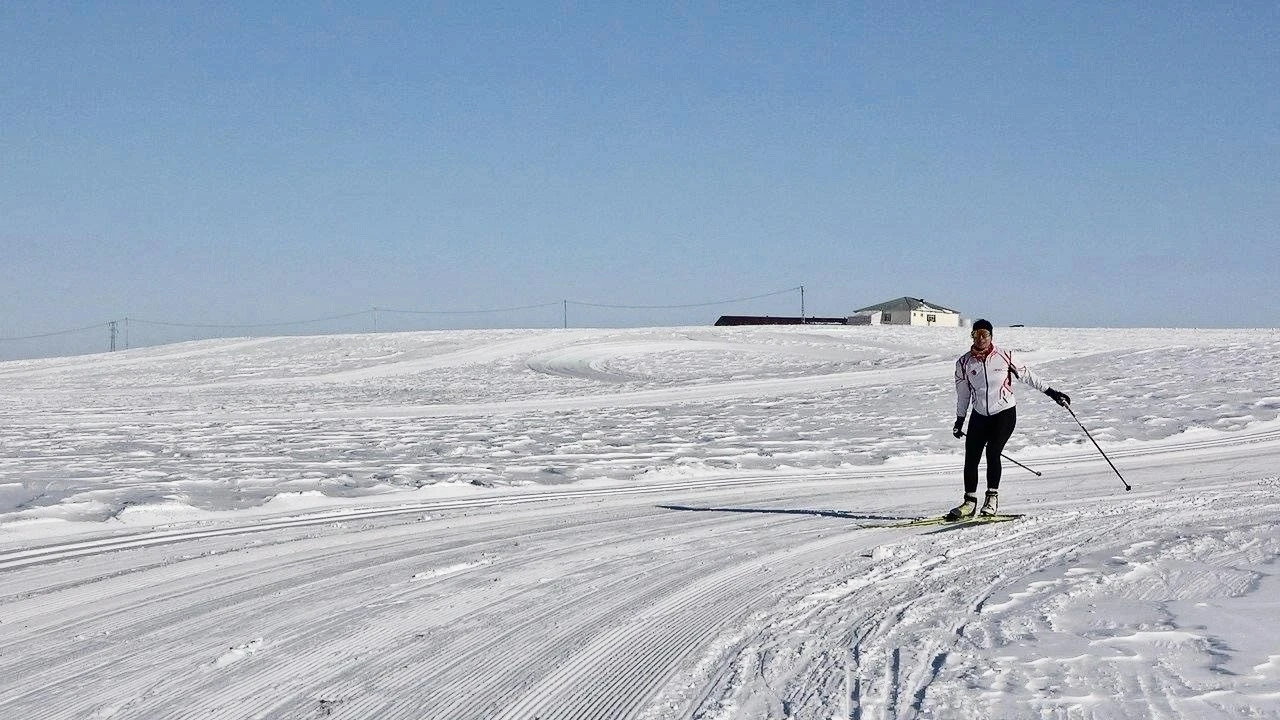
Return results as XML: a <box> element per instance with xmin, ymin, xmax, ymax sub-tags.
<box><xmin>949</xmin><ymin>319</ymin><xmax>1071</xmax><ymax>519</ymax></box>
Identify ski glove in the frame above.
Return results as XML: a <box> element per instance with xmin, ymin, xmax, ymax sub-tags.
<box><xmin>1045</xmin><ymin>388</ymin><xmax>1071</xmax><ymax>407</ymax></box>
<box><xmin>952</xmin><ymin>416</ymin><xmax>964</xmax><ymax>438</ymax></box>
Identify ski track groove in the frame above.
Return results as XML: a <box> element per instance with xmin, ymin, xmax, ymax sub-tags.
<box><xmin>2</xmin><ymin>492</ymin><xmax>849</xmax><ymax>719</ymax></box>
<box><xmin>319</xmin><ymin>526</ymin><xmax>755</xmax><ymax>720</ymax></box>
<box><xmin>5</xmin><ymin>419</ymin><xmax>1275</xmax><ymax>574</ymax></box>
<box><xmin>345</xmin><ymin>509</ymin><xmax>834</xmax><ymax>717</ymax></box>
<box><xmin>2</xmin><ymin>429</ymin><xmax>1277</xmax><ymax>717</ymax></box>
<box><xmin>3</xmin><ymin>507</ymin><xmax>697</xmax><ymax>717</ymax></box>
<box><xmin>487</xmin><ymin>527</ymin><xmax>864</xmax><ymax>720</ymax></box>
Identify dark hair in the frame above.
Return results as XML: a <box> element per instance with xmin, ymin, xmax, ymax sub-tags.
<box><xmin>972</xmin><ymin>318</ymin><xmax>993</xmax><ymax>333</ymax></box>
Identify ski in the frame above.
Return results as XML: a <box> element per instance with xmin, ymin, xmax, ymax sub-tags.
<box><xmin>892</xmin><ymin>513</ymin><xmax>1023</xmax><ymax>528</ymax></box>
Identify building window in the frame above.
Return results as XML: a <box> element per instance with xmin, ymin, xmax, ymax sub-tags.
<box><xmin>883</xmin><ymin>313</ymin><xmax>892</xmax><ymax>322</ymax></box>
<box><xmin>926</xmin><ymin>314</ymin><xmax>936</xmax><ymax>324</ymax></box>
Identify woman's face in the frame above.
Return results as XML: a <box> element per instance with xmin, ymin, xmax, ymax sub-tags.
<box><xmin>972</xmin><ymin>328</ymin><xmax>992</xmax><ymax>350</ymax></box>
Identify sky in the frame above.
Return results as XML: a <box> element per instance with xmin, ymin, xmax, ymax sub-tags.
<box><xmin>2</xmin><ymin>1</ymin><xmax>1277</xmax><ymax>357</ymax></box>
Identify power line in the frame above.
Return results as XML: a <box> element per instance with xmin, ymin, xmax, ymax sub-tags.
<box><xmin>1</xmin><ymin>285</ymin><xmax>808</xmax><ymax>358</ymax></box>
<box><xmin>376</xmin><ymin>288</ymin><xmax>803</xmax><ymax>316</ymax></box>
<box><xmin>567</xmin><ymin>286</ymin><xmax>803</xmax><ymax>310</ymax></box>
<box><xmin>377</xmin><ymin>302</ymin><xmax>562</xmax><ymax>316</ymax></box>
<box><xmin>0</xmin><ymin>322</ymin><xmax>110</xmax><ymax>342</ymax></box>
<box><xmin>128</xmin><ymin>310</ymin><xmax>375</xmax><ymax>330</ymax></box>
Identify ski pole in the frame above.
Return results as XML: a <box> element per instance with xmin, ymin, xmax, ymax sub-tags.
<box><xmin>1064</xmin><ymin>405</ymin><xmax>1132</xmax><ymax>491</ymax></box>
<box><xmin>958</xmin><ymin>431</ymin><xmax>1042</xmax><ymax>477</ymax></box>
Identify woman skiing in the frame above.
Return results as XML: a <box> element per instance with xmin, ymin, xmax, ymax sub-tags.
<box><xmin>950</xmin><ymin>319</ymin><xmax>1071</xmax><ymax>519</ymax></box>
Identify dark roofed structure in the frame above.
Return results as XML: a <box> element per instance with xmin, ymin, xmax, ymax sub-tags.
<box><xmin>714</xmin><ymin>315</ymin><xmax>849</xmax><ymax>327</ymax></box>
<box><xmin>854</xmin><ymin>297</ymin><xmax>961</xmax><ymax>315</ymax></box>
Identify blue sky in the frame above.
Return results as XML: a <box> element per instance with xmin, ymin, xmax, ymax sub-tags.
<box><xmin>2</xmin><ymin>2</ymin><xmax>1277</xmax><ymax>355</ymax></box>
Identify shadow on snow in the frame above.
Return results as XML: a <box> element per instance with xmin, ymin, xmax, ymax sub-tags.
<box><xmin>657</xmin><ymin>504</ymin><xmax>913</xmax><ymax>522</ymax></box>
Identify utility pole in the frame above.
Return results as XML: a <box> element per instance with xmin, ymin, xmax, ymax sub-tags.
<box><xmin>562</xmin><ymin>300</ymin><xmax>568</xmax><ymax>329</ymax></box>
<box><xmin>800</xmin><ymin>285</ymin><xmax>806</xmax><ymax>324</ymax></box>
<box><xmin>108</xmin><ymin>320</ymin><xmax>118</xmax><ymax>352</ymax></box>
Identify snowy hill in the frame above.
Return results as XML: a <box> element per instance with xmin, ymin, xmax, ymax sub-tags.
<box><xmin>1</xmin><ymin>325</ymin><xmax>1278</xmax><ymax>718</ymax></box>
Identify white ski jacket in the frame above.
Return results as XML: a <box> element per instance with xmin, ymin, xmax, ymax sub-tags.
<box><xmin>955</xmin><ymin>344</ymin><xmax>1050</xmax><ymax>417</ymax></box>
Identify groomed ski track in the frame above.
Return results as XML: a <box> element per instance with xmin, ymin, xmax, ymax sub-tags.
<box><xmin>3</xmin><ymin>425</ymin><xmax>1278</xmax><ymax>719</ymax></box>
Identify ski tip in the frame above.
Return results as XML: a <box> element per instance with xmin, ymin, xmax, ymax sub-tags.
<box><xmin>891</xmin><ymin>513</ymin><xmax>1025</xmax><ymax>528</ymax></box>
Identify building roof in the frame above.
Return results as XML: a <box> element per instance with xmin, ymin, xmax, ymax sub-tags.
<box><xmin>853</xmin><ymin>297</ymin><xmax>960</xmax><ymax>314</ymax></box>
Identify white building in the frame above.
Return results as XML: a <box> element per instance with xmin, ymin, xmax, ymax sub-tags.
<box><xmin>848</xmin><ymin>297</ymin><xmax>962</xmax><ymax>327</ymax></box>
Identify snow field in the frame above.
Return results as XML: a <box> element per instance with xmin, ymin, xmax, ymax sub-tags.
<box><xmin>1</xmin><ymin>325</ymin><xmax>1278</xmax><ymax>718</ymax></box>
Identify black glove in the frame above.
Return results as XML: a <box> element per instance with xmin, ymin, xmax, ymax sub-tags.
<box><xmin>1045</xmin><ymin>388</ymin><xmax>1071</xmax><ymax>407</ymax></box>
<box><xmin>952</xmin><ymin>416</ymin><xmax>964</xmax><ymax>438</ymax></box>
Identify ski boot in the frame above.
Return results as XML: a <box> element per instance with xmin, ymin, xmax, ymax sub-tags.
<box><xmin>979</xmin><ymin>490</ymin><xmax>999</xmax><ymax>516</ymax></box>
<box><xmin>946</xmin><ymin>493</ymin><xmax>977</xmax><ymax>520</ymax></box>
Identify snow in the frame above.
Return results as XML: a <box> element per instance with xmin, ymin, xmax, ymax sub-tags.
<box><xmin>1</xmin><ymin>325</ymin><xmax>1278</xmax><ymax>719</ymax></box>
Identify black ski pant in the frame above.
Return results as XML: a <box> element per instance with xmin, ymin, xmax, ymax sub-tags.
<box><xmin>964</xmin><ymin>407</ymin><xmax>1017</xmax><ymax>494</ymax></box>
